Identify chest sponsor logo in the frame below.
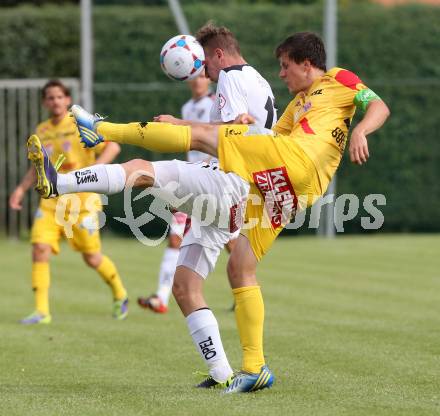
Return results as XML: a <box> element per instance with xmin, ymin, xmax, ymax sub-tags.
<box><xmin>253</xmin><ymin>166</ymin><xmax>297</xmax><ymax>228</ymax></box>
<box><xmin>75</xmin><ymin>169</ymin><xmax>98</xmax><ymax>185</ymax></box>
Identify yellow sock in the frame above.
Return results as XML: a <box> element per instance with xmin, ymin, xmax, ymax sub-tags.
<box><xmin>32</xmin><ymin>262</ymin><xmax>50</xmax><ymax>316</ymax></box>
<box><xmin>96</xmin><ymin>255</ymin><xmax>127</xmax><ymax>300</ymax></box>
<box><xmin>233</xmin><ymin>286</ymin><xmax>265</xmax><ymax>373</ymax></box>
<box><xmin>97</xmin><ymin>121</ymin><xmax>191</xmax><ymax>153</ymax></box>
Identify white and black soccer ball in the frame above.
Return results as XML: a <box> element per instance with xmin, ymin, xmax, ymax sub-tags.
<box><xmin>160</xmin><ymin>35</ymin><xmax>205</xmax><ymax>81</ymax></box>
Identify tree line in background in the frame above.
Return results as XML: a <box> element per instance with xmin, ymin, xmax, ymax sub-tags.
<box><xmin>1</xmin><ymin>2</ymin><xmax>439</xmax><ymax>235</ymax></box>
<box><xmin>0</xmin><ymin>0</ymin><xmax>322</xmax><ymax>6</ymax></box>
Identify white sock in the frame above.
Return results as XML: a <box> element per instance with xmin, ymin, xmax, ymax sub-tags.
<box><xmin>57</xmin><ymin>164</ymin><xmax>126</xmax><ymax>195</ymax></box>
<box><xmin>156</xmin><ymin>247</ymin><xmax>179</xmax><ymax>306</ymax></box>
<box><xmin>186</xmin><ymin>309</ymin><xmax>233</xmax><ymax>383</ymax></box>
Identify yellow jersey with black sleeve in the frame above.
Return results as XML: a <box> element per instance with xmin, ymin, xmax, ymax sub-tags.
<box><xmin>31</xmin><ymin>114</ymin><xmax>105</xmax><ymax>254</ymax></box>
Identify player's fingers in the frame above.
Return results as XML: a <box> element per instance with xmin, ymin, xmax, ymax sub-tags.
<box><xmin>349</xmin><ymin>145</ymin><xmax>356</xmax><ymax>163</ymax></box>
<box><xmin>361</xmin><ymin>143</ymin><xmax>370</xmax><ymax>163</ymax></box>
<box><xmin>358</xmin><ymin>147</ymin><xmax>366</xmax><ymax>164</ymax></box>
<box><xmin>364</xmin><ymin>143</ymin><xmax>370</xmax><ymax>159</ymax></box>
<box><xmin>352</xmin><ymin>147</ymin><xmax>362</xmax><ymax>165</ymax></box>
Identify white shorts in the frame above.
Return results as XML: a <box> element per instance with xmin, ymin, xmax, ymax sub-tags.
<box><xmin>176</xmin><ymin>244</ymin><xmax>218</xmax><ymax>279</ymax></box>
<box><xmin>152</xmin><ymin>159</ymin><xmax>249</xmax><ymax>276</ymax></box>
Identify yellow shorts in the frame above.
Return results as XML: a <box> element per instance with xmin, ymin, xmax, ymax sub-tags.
<box><xmin>30</xmin><ymin>193</ymin><xmax>102</xmax><ymax>255</ymax></box>
<box><xmin>218</xmin><ymin>125</ymin><xmax>321</xmax><ymax>260</ymax></box>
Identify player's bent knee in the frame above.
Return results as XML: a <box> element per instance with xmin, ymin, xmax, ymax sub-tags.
<box><xmin>227</xmin><ymin>253</ymin><xmax>257</xmax><ymax>288</ymax></box>
<box><xmin>32</xmin><ymin>243</ymin><xmax>52</xmax><ymax>262</ymax></box>
<box><xmin>123</xmin><ymin>159</ymin><xmax>155</xmax><ymax>187</ymax></box>
<box><xmin>82</xmin><ymin>252</ymin><xmax>102</xmax><ymax>269</ymax></box>
<box><xmin>171</xmin><ymin>276</ymin><xmax>193</xmax><ymax>307</ymax></box>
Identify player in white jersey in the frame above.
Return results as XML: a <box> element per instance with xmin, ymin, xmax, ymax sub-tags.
<box><xmin>150</xmin><ymin>24</ymin><xmax>276</xmax><ymax>315</ymax></box>
<box><xmin>138</xmin><ymin>74</ymin><xmax>214</xmax><ymax>313</ymax></box>
<box><xmin>148</xmin><ymin>23</ymin><xmax>276</xmax><ymax>387</ymax></box>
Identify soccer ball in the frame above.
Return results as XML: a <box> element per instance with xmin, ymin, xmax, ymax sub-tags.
<box><xmin>160</xmin><ymin>35</ymin><xmax>205</xmax><ymax>81</ymax></box>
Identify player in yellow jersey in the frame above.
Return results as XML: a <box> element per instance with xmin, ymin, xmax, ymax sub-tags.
<box><xmin>28</xmin><ymin>32</ymin><xmax>389</xmax><ymax>392</ymax></box>
<box><xmin>9</xmin><ymin>80</ymin><xmax>128</xmax><ymax>324</ymax></box>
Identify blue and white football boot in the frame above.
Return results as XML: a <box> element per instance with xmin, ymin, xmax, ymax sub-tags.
<box><xmin>223</xmin><ymin>365</ymin><xmax>274</xmax><ymax>394</ymax></box>
<box><xmin>27</xmin><ymin>134</ymin><xmax>64</xmax><ymax>199</ymax></box>
<box><xmin>70</xmin><ymin>104</ymin><xmax>105</xmax><ymax>148</ymax></box>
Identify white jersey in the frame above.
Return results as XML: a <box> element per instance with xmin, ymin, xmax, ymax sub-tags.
<box><xmin>182</xmin><ymin>94</ymin><xmax>214</xmax><ymax>163</ymax></box>
<box><xmin>210</xmin><ymin>64</ymin><xmax>277</xmax><ymax>128</ymax></box>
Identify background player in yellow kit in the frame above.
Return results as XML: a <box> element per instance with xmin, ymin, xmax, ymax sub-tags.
<box><xmin>9</xmin><ymin>80</ymin><xmax>128</xmax><ymax>324</ymax></box>
<box><xmin>30</xmin><ymin>32</ymin><xmax>390</xmax><ymax>392</ymax></box>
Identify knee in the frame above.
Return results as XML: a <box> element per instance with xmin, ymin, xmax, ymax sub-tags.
<box><xmin>32</xmin><ymin>243</ymin><xmax>51</xmax><ymax>262</ymax></box>
<box><xmin>227</xmin><ymin>252</ymin><xmax>256</xmax><ymax>288</ymax></box>
<box><xmin>82</xmin><ymin>252</ymin><xmax>102</xmax><ymax>269</ymax></box>
<box><xmin>227</xmin><ymin>255</ymin><xmax>242</xmax><ymax>282</ymax></box>
<box><xmin>172</xmin><ymin>278</ymin><xmax>188</xmax><ymax>304</ymax></box>
<box><xmin>126</xmin><ymin>158</ymin><xmax>149</xmax><ymax>171</ymax></box>
<box><xmin>123</xmin><ymin>159</ymin><xmax>154</xmax><ymax>187</ymax></box>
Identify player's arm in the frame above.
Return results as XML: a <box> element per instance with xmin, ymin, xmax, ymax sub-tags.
<box><xmin>9</xmin><ymin>167</ymin><xmax>36</xmax><ymax>210</ymax></box>
<box><xmin>349</xmin><ymin>96</ymin><xmax>390</xmax><ymax>165</ymax></box>
<box><xmin>93</xmin><ymin>142</ymin><xmax>121</xmax><ymax>164</ymax></box>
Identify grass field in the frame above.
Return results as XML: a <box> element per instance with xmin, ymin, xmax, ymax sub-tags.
<box><xmin>0</xmin><ymin>234</ymin><xmax>439</xmax><ymax>415</ymax></box>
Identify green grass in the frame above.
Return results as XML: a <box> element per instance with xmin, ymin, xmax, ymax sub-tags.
<box><xmin>0</xmin><ymin>234</ymin><xmax>439</xmax><ymax>415</ymax></box>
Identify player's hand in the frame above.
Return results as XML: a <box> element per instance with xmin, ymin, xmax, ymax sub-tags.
<box><xmin>9</xmin><ymin>187</ymin><xmax>24</xmax><ymax>210</ymax></box>
<box><xmin>153</xmin><ymin>114</ymin><xmax>182</xmax><ymax>124</ymax></box>
<box><xmin>234</xmin><ymin>113</ymin><xmax>255</xmax><ymax>124</ymax></box>
<box><xmin>349</xmin><ymin>127</ymin><xmax>370</xmax><ymax>165</ymax></box>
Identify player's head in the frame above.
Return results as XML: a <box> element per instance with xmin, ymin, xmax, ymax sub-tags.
<box><xmin>275</xmin><ymin>32</ymin><xmax>326</xmax><ymax>94</ymax></box>
<box><xmin>187</xmin><ymin>73</ymin><xmax>211</xmax><ymax>99</ymax></box>
<box><xmin>196</xmin><ymin>22</ymin><xmax>242</xmax><ymax>82</ymax></box>
<box><xmin>42</xmin><ymin>80</ymin><xmax>72</xmax><ymax>117</ymax></box>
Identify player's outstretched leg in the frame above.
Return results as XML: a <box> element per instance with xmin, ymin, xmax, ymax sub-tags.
<box><xmin>70</xmin><ymin>105</ymin><xmax>105</xmax><ymax>147</ymax></box>
<box><xmin>27</xmin><ymin>134</ymin><xmax>130</xmax><ymax>199</ymax></box>
<box><xmin>70</xmin><ymin>105</ymin><xmax>219</xmax><ymax>156</ymax></box>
